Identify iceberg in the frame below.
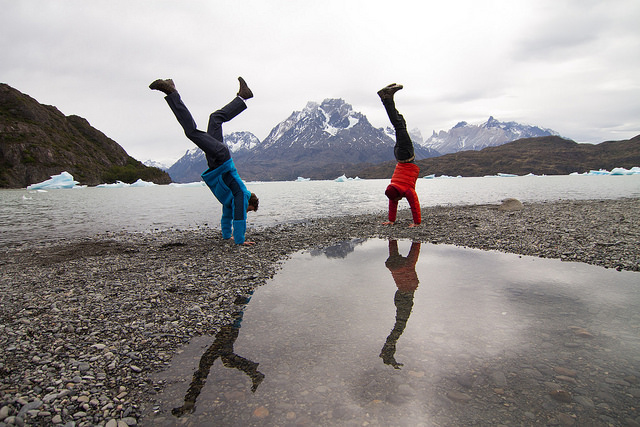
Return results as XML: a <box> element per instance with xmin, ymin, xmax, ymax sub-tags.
<box><xmin>129</xmin><ymin>179</ymin><xmax>157</xmax><ymax>187</ymax></box>
<box><xmin>169</xmin><ymin>182</ymin><xmax>206</xmax><ymax>188</ymax></box>
<box><xmin>295</xmin><ymin>177</ymin><xmax>311</xmax><ymax>182</ymax></box>
<box><xmin>334</xmin><ymin>174</ymin><xmax>361</xmax><ymax>182</ymax></box>
<box><xmin>497</xmin><ymin>173</ymin><xmax>518</xmax><ymax>177</ymax></box>
<box><xmin>96</xmin><ymin>179</ymin><xmax>157</xmax><ymax>188</ymax></box>
<box><xmin>610</xmin><ymin>167</ymin><xmax>640</xmax><ymax>175</ymax></box>
<box><xmin>423</xmin><ymin>174</ymin><xmax>435</xmax><ymax>179</ymax></box>
<box><xmin>27</xmin><ymin>171</ymin><xmax>80</xmax><ymax>190</ymax></box>
<box><xmin>588</xmin><ymin>169</ymin><xmax>610</xmax><ymax>175</ymax></box>
<box><xmin>96</xmin><ymin>181</ymin><xmax>129</xmax><ymax>188</ymax></box>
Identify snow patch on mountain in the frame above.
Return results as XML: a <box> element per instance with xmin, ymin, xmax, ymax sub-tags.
<box><xmin>421</xmin><ymin>116</ymin><xmax>560</xmax><ymax>155</ymax></box>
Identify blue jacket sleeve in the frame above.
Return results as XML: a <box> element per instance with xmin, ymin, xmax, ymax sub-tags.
<box><xmin>232</xmin><ymin>219</ymin><xmax>247</xmax><ymax>244</ymax></box>
<box><xmin>221</xmin><ymin>204</ymin><xmax>233</xmax><ymax>239</ymax></box>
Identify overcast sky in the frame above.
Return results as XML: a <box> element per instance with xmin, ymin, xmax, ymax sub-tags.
<box><xmin>2</xmin><ymin>0</ymin><xmax>639</xmax><ymax>164</ymax></box>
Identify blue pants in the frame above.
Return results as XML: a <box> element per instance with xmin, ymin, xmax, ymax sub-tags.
<box><xmin>382</xmin><ymin>98</ymin><xmax>415</xmax><ymax>163</ymax></box>
<box><xmin>165</xmin><ymin>93</ymin><xmax>247</xmax><ymax>170</ymax></box>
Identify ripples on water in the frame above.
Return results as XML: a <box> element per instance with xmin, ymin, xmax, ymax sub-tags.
<box><xmin>1</xmin><ymin>175</ymin><xmax>638</xmax><ymax>246</ymax></box>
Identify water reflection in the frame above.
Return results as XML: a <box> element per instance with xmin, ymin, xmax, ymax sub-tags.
<box><xmin>310</xmin><ymin>237</ymin><xmax>367</xmax><ymax>259</ymax></box>
<box><xmin>171</xmin><ymin>292</ymin><xmax>264</xmax><ymax>418</ymax></box>
<box><xmin>380</xmin><ymin>240</ymin><xmax>421</xmax><ymax>369</ymax></box>
<box><xmin>147</xmin><ymin>239</ymin><xmax>640</xmax><ymax>426</ymax></box>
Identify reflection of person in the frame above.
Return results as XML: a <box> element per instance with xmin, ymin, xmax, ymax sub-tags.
<box><xmin>172</xmin><ymin>293</ymin><xmax>264</xmax><ymax>417</ymax></box>
<box><xmin>150</xmin><ymin>77</ymin><xmax>259</xmax><ymax>245</ymax></box>
<box><xmin>380</xmin><ymin>240</ymin><xmax>421</xmax><ymax>369</ymax></box>
<box><xmin>378</xmin><ymin>84</ymin><xmax>421</xmax><ymax>227</ymax></box>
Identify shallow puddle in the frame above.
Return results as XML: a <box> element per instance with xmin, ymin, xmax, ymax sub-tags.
<box><xmin>144</xmin><ymin>239</ymin><xmax>640</xmax><ymax>426</ymax></box>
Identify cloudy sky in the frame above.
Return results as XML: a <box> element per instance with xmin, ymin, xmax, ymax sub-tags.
<box><xmin>2</xmin><ymin>0</ymin><xmax>639</xmax><ymax>165</ymax></box>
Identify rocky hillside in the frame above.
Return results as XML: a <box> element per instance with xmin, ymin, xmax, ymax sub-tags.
<box><xmin>354</xmin><ymin>135</ymin><xmax>640</xmax><ymax>178</ymax></box>
<box><xmin>0</xmin><ymin>84</ymin><xmax>171</xmax><ymax>188</ymax></box>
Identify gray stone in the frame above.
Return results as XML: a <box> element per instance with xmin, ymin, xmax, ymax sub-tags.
<box><xmin>499</xmin><ymin>198</ymin><xmax>523</xmax><ymax>212</ymax></box>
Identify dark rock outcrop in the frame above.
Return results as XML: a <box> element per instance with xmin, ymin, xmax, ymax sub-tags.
<box><xmin>0</xmin><ymin>83</ymin><xmax>171</xmax><ymax>188</ymax></box>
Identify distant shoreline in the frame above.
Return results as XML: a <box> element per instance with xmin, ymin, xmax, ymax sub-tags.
<box><xmin>0</xmin><ymin>198</ymin><xmax>638</xmax><ymax>426</ymax></box>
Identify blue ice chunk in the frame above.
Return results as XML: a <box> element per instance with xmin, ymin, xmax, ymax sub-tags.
<box><xmin>26</xmin><ymin>172</ymin><xmax>79</xmax><ymax>190</ymax></box>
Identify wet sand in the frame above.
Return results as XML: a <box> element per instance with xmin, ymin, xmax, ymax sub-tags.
<box><xmin>0</xmin><ymin>198</ymin><xmax>638</xmax><ymax>425</ymax></box>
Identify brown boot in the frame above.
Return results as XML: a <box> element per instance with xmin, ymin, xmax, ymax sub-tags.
<box><xmin>149</xmin><ymin>79</ymin><xmax>176</xmax><ymax>95</ymax></box>
<box><xmin>377</xmin><ymin>83</ymin><xmax>403</xmax><ymax>100</ymax></box>
<box><xmin>237</xmin><ymin>77</ymin><xmax>253</xmax><ymax>100</ymax></box>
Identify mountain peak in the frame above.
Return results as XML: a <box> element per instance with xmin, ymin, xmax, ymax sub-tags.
<box><xmin>423</xmin><ymin>117</ymin><xmax>562</xmax><ymax>155</ymax></box>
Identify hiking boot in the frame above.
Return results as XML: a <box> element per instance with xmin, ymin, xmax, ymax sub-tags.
<box><xmin>377</xmin><ymin>83</ymin><xmax>403</xmax><ymax>100</ymax></box>
<box><xmin>149</xmin><ymin>79</ymin><xmax>176</xmax><ymax>95</ymax></box>
<box><xmin>237</xmin><ymin>77</ymin><xmax>253</xmax><ymax>100</ymax></box>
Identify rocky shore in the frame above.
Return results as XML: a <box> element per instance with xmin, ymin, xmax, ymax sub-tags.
<box><xmin>1</xmin><ymin>198</ymin><xmax>638</xmax><ymax>426</ymax></box>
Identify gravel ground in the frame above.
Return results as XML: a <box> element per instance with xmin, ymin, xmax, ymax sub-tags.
<box><xmin>0</xmin><ymin>198</ymin><xmax>638</xmax><ymax>426</ymax></box>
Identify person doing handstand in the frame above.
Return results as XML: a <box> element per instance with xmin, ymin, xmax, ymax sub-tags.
<box><xmin>150</xmin><ymin>77</ymin><xmax>259</xmax><ymax>245</ymax></box>
<box><xmin>378</xmin><ymin>83</ymin><xmax>421</xmax><ymax>227</ymax></box>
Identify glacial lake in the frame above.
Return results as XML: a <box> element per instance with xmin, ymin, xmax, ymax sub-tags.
<box><xmin>1</xmin><ymin>174</ymin><xmax>639</xmax><ymax>247</ymax></box>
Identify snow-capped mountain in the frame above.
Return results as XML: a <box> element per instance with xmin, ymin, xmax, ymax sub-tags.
<box><xmin>167</xmin><ymin>131</ymin><xmax>260</xmax><ymax>183</ymax></box>
<box><xmin>224</xmin><ymin>131</ymin><xmax>260</xmax><ymax>154</ymax></box>
<box><xmin>236</xmin><ymin>98</ymin><xmax>437</xmax><ymax>180</ymax></box>
<box><xmin>384</xmin><ymin>127</ymin><xmax>424</xmax><ymax>145</ymax></box>
<box><xmin>253</xmin><ymin>99</ymin><xmax>391</xmax><ymax>161</ymax></box>
<box><xmin>422</xmin><ymin>116</ymin><xmax>560</xmax><ymax>155</ymax></box>
<box><xmin>142</xmin><ymin>159</ymin><xmax>172</xmax><ymax>171</ymax></box>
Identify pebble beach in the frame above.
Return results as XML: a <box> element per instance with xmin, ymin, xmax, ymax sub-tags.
<box><xmin>1</xmin><ymin>198</ymin><xmax>639</xmax><ymax>426</ymax></box>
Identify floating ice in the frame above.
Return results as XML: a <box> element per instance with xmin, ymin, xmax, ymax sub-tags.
<box><xmin>169</xmin><ymin>182</ymin><xmax>206</xmax><ymax>188</ymax></box>
<box><xmin>96</xmin><ymin>179</ymin><xmax>157</xmax><ymax>188</ymax></box>
<box><xmin>574</xmin><ymin>167</ymin><xmax>640</xmax><ymax>176</ymax></box>
<box><xmin>334</xmin><ymin>174</ymin><xmax>353</xmax><ymax>182</ymax></box>
<box><xmin>483</xmin><ymin>173</ymin><xmax>518</xmax><ymax>178</ymax></box>
<box><xmin>295</xmin><ymin>177</ymin><xmax>311</xmax><ymax>182</ymax></box>
<box><xmin>130</xmin><ymin>179</ymin><xmax>157</xmax><ymax>187</ymax></box>
<box><xmin>27</xmin><ymin>171</ymin><xmax>80</xmax><ymax>190</ymax></box>
<box><xmin>610</xmin><ymin>167</ymin><xmax>640</xmax><ymax>175</ymax></box>
<box><xmin>423</xmin><ymin>174</ymin><xmax>435</xmax><ymax>179</ymax></box>
<box><xmin>96</xmin><ymin>181</ymin><xmax>129</xmax><ymax>188</ymax></box>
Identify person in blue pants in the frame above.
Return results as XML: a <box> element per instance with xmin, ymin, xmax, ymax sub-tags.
<box><xmin>150</xmin><ymin>77</ymin><xmax>259</xmax><ymax>245</ymax></box>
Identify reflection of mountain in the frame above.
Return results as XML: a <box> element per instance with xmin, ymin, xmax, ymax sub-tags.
<box><xmin>172</xmin><ymin>293</ymin><xmax>264</xmax><ymax>417</ymax></box>
<box><xmin>310</xmin><ymin>238</ymin><xmax>367</xmax><ymax>259</ymax></box>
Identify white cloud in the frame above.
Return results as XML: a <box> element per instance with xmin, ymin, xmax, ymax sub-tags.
<box><xmin>1</xmin><ymin>0</ymin><xmax>638</xmax><ymax>163</ymax></box>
